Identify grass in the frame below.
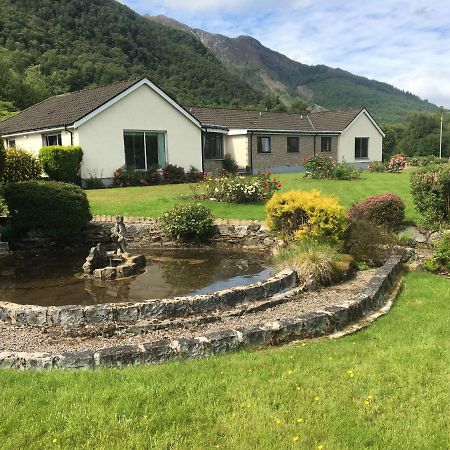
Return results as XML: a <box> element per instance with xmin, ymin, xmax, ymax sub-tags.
<box><xmin>87</xmin><ymin>172</ymin><xmax>419</xmax><ymax>222</ymax></box>
<box><xmin>0</xmin><ymin>271</ymin><xmax>448</xmax><ymax>449</ymax></box>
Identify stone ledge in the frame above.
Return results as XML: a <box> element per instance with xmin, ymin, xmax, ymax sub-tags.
<box><xmin>0</xmin><ymin>269</ymin><xmax>298</xmax><ymax>330</ymax></box>
<box><xmin>0</xmin><ymin>255</ymin><xmax>404</xmax><ymax>370</ymax></box>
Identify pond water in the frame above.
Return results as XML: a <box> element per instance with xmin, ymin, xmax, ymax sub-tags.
<box><xmin>0</xmin><ymin>248</ymin><xmax>274</xmax><ymax>306</ymax></box>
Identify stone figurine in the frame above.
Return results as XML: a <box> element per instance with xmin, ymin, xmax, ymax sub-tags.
<box><xmin>112</xmin><ymin>215</ymin><xmax>127</xmax><ymax>254</ymax></box>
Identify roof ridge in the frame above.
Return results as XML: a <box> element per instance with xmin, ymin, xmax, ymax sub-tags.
<box><xmin>186</xmin><ymin>105</ymin><xmax>311</xmax><ymax>118</ymax></box>
<box><xmin>310</xmin><ymin>106</ymin><xmax>364</xmax><ymax>115</ymax></box>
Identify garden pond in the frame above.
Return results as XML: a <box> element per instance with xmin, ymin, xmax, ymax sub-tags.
<box><xmin>0</xmin><ymin>248</ymin><xmax>274</xmax><ymax>306</ymax></box>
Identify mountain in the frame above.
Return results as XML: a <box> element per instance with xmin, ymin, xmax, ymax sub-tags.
<box><xmin>0</xmin><ymin>0</ymin><xmax>266</xmax><ymax>114</ymax></box>
<box><xmin>149</xmin><ymin>15</ymin><xmax>438</xmax><ymax>123</ymax></box>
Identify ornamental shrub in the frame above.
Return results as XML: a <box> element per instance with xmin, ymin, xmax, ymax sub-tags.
<box><xmin>333</xmin><ymin>162</ymin><xmax>361</xmax><ymax>180</ymax></box>
<box><xmin>348</xmin><ymin>193</ymin><xmax>405</xmax><ymax>230</ymax></box>
<box><xmin>410</xmin><ymin>165</ymin><xmax>450</xmax><ymax>224</ymax></box>
<box><xmin>186</xmin><ymin>166</ymin><xmax>204</xmax><ymax>183</ymax></box>
<box><xmin>223</xmin><ymin>154</ymin><xmax>238</xmax><ymax>174</ymax></box>
<box><xmin>368</xmin><ymin>161</ymin><xmax>386</xmax><ymax>172</ymax></box>
<box><xmin>344</xmin><ymin>219</ymin><xmax>397</xmax><ymax>267</ymax></box>
<box><xmin>408</xmin><ymin>156</ymin><xmax>448</xmax><ymax>167</ymax></box>
<box><xmin>201</xmin><ymin>171</ymin><xmax>281</xmax><ymax>203</ymax></box>
<box><xmin>2</xmin><ymin>147</ymin><xmax>42</xmax><ymax>184</ymax></box>
<box><xmin>275</xmin><ymin>239</ymin><xmax>354</xmax><ymax>288</ymax></box>
<box><xmin>423</xmin><ymin>233</ymin><xmax>450</xmax><ymax>273</ymax></box>
<box><xmin>162</xmin><ymin>164</ymin><xmax>185</xmax><ymax>183</ymax></box>
<box><xmin>3</xmin><ymin>181</ymin><xmax>92</xmax><ymax>239</ymax></box>
<box><xmin>160</xmin><ymin>203</ymin><xmax>215</xmax><ymax>242</ymax></box>
<box><xmin>303</xmin><ymin>155</ymin><xmax>335</xmax><ymax>178</ymax></box>
<box><xmin>386</xmin><ymin>154</ymin><xmax>407</xmax><ymax>173</ymax></box>
<box><xmin>266</xmin><ymin>190</ymin><xmax>347</xmax><ymax>242</ymax></box>
<box><xmin>113</xmin><ymin>166</ymin><xmax>162</xmax><ymax>187</ymax></box>
<box><xmin>39</xmin><ymin>146</ymin><xmax>83</xmax><ymax>184</ymax></box>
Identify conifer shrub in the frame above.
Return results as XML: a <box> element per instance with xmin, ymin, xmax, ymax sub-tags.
<box><xmin>160</xmin><ymin>203</ymin><xmax>215</xmax><ymax>242</ymax></box>
<box><xmin>39</xmin><ymin>146</ymin><xmax>83</xmax><ymax>184</ymax></box>
<box><xmin>410</xmin><ymin>165</ymin><xmax>450</xmax><ymax>225</ymax></box>
<box><xmin>266</xmin><ymin>190</ymin><xmax>347</xmax><ymax>242</ymax></box>
<box><xmin>3</xmin><ymin>181</ymin><xmax>92</xmax><ymax>239</ymax></box>
<box><xmin>2</xmin><ymin>147</ymin><xmax>42</xmax><ymax>184</ymax></box>
<box><xmin>348</xmin><ymin>193</ymin><xmax>405</xmax><ymax>230</ymax></box>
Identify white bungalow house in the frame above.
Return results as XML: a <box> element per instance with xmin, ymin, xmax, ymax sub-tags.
<box><xmin>0</xmin><ymin>77</ymin><xmax>384</xmax><ymax>184</ymax></box>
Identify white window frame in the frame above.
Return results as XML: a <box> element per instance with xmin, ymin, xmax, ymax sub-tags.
<box><xmin>123</xmin><ymin>130</ymin><xmax>167</xmax><ymax>170</ymax></box>
<box><xmin>42</xmin><ymin>133</ymin><xmax>62</xmax><ymax>147</ymax></box>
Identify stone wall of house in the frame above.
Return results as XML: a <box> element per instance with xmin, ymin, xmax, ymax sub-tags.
<box><xmin>251</xmin><ymin>134</ymin><xmax>338</xmax><ymax>172</ymax></box>
<box><xmin>203</xmin><ymin>159</ymin><xmax>223</xmax><ymax>175</ymax></box>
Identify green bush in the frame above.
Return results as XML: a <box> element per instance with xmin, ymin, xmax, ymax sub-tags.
<box><xmin>368</xmin><ymin>161</ymin><xmax>386</xmax><ymax>172</ymax></box>
<box><xmin>3</xmin><ymin>181</ymin><xmax>92</xmax><ymax>239</ymax></box>
<box><xmin>275</xmin><ymin>239</ymin><xmax>354</xmax><ymax>288</ymax></box>
<box><xmin>0</xmin><ymin>136</ymin><xmax>5</xmax><ymax>180</ymax></box>
<box><xmin>223</xmin><ymin>154</ymin><xmax>238</xmax><ymax>174</ymax></box>
<box><xmin>423</xmin><ymin>233</ymin><xmax>450</xmax><ymax>273</ymax></box>
<box><xmin>2</xmin><ymin>147</ymin><xmax>42</xmax><ymax>184</ymax></box>
<box><xmin>410</xmin><ymin>165</ymin><xmax>450</xmax><ymax>225</ymax></box>
<box><xmin>333</xmin><ymin>162</ymin><xmax>361</xmax><ymax>180</ymax></box>
<box><xmin>186</xmin><ymin>166</ymin><xmax>204</xmax><ymax>183</ymax></box>
<box><xmin>39</xmin><ymin>146</ymin><xmax>83</xmax><ymax>184</ymax></box>
<box><xmin>266</xmin><ymin>190</ymin><xmax>347</xmax><ymax>242</ymax></box>
<box><xmin>160</xmin><ymin>203</ymin><xmax>215</xmax><ymax>242</ymax></box>
<box><xmin>408</xmin><ymin>156</ymin><xmax>448</xmax><ymax>167</ymax></box>
<box><xmin>344</xmin><ymin>219</ymin><xmax>397</xmax><ymax>267</ymax></box>
<box><xmin>162</xmin><ymin>164</ymin><xmax>185</xmax><ymax>184</ymax></box>
<box><xmin>84</xmin><ymin>173</ymin><xmax>105</xmax><ymax>190</ymax></box>
<box><xmin>113</xmin><ymin>166</ymin><xmax>161</xmax><ymax>187</ymax></box>
<box><xmin>303</xmin><ymin>155</ymin><xmax>360</xmax><ymax>179</ymax></box>
<box><xmin>348</xmin><ymin>193</ymin><xmax>405</xmax><ymax>230</ymax></box>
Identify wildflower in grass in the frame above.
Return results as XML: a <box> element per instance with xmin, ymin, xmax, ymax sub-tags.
<box><xmin>317</xmin><ymin>445</ymin><xmax>324</xmax><ymax>450</ymax></box>
<box><xmin>296</xmin><ymin>418</ymin><xmax>304</xmax><ymax>423</ymax></box>
<box><xmin>296</xmin><ymin>386</ymin><xmax>301</xmax><ymax>391</ymax></box>
<box><xmin>52</xmin><ymin>439</ymin><xmax>57</xmax><ymax>444</ymax></box>
<box><xmin>364</xmin><ymin>400</ymin><xmax>370</xmax><ymax>406</ymax></box>
<box><xmin>292</xmin><ymin>436</ymin><xmax>300</xmax><ymax>442</ymax></box>
<box><xmin>275</xmin><ymin>418</ymin><xmax>283</xmax><ymax>425</ymax></box>
<box><xmin>347</xmin><ymin>369</ymin><xmax>354</xmax><ymax>378</ymax></box>
<box><xmin>314</xmin><ymin>396</ymin><xmax>320</xmax><ymax>401</ymax></box>
<box><xmin>287</xmin><ymin>369</ymin><xmax>294</xmax><ymax>375</ymax></box>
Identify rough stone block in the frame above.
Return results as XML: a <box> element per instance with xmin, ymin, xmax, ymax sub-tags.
<box><xmin>49</xmin><ymin>305</ymin><xmax>85</xmax><ymax>328</ymax></box>
<box><xmin>322</xmin><ymin>305</ymin><xmax>349</xmax><ymax>330</ymax></box>
<box><xmin>204</xmin><ymin>330</ymin><xmax>240</xmax><ymax>354</ymax></box>
<box><xmin>141</xmin><ymin>339</ymin><xmax>176</xmax><ymax>363</ymax></box>
<box><xmin>175</xmin><ymin>338</ymin><xmax>209</xmax><ymax>358</ymax></box>
<box><xmin>115</xmin><ymin>304</ymin><xmax>139</xmax><ymax>323</ymax></box>
<box><xmin>84</xmin><ymin>304</ymin><xmax>114</xmax><ymax>325</ymax></box>
<box><xmin>95</xmin><ymin>345</ymin><xmax>142</xmax><ymax>367</ymax></box>
<box><xmin>0</xmin><ymin>304</ymin><xmax>13</xmax><ymax>323</ymax></box>
<box><xmin>301</xmin><ymin>312</ymin><xmax>332</xmax><ymax>337</ymax></box>
<box><xmin>236</xmin><ymin>326</ymin><xmax>271</xmax><ymax>346</ymax></box>
<box><xmin>56</xmin><ymin>351</ymin><xmax>95</xmax><ymax>369</ymax></box>
<box><xmin>14</xmin><ymin>306</ymin><xmax>48</xmax><ymax>327</ymax></box>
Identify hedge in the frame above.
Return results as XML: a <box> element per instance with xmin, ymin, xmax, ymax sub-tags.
<box><xmin>39</xmin><ymin>146</ymin><xmax>83</xmax><ymax>184</ymax></box>
<box><xmin>3</xmin><ymin>180</ymin><xmax>92</xmax><ymax>239</ymax></box>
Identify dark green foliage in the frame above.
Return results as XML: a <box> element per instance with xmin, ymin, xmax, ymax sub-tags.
<box><xmin>303</xmin><ymin>155</ymin><xmax>360</xmax><ymax>180</ymax></box>
<box><xmin>162</xmin><ymin>164</ymin><xmax>185</xmax><ymax>184</ymax></box>
<box><xmin>348</xmin><ymin>193</ymin><xmax>405</xmax><ymax>231</ymax></box>
<box><xmin>0</xmin><ymin>135</ymin><xmax>5</xmax><ymax>179</ymax></box>
<box><xmin>0</xmin><ymin>99</ymin><xmax>18</xmax><ymax>121</ymax></box>
<box><xmin>186</xmin><ymin>166</ymin><xmax>204</xmax><ymax>182</ymax></box>
<box><xmin>333</xmin><ymin>162</ymin><xmax>361</xmax><ymax>180</ymax></box>
<box><xmin>39</xmin><ymin>146</ymin><xmax>83</xmax><ymax>184</ymax></box>
<box><xmin>3</xmin><ymin>147</ymin><xmax>42</xmax><ymax>183</ymax></box>
<box><xmin>408</xmin><ymin>156</ymin><xmax>448</xmax><ymax>167</ymax></box>
<box><xmin>368</xmin><ymin>161</ymin><xmax>387</xmax><ymax>172</ymax></box>
<box><xmin>0</xmin><ymin>0</ymin><xmax>265</xmax><ymax>112</ymax></box>
<box><xmin>344</xmin><ymin>219</ymin><xmax>396</xmax><ymax>267</ymax></box>
<box><xmin>3</xmin><ymin>180</ymin><xmax>92</xmax><ymax>239</ymax></box>
<box><xmin>423</xmin><ymin>233</ymin><xmax>450</xmax><ymax>273</ymax></box>
<box><xmin>223</xmin><ymin>154</ymin><xmax>238</xmax><ymax>174</ymax></box>
<box><xmin>410</xmin><ymin>165</ymin><xmax>450</xmax><ymax>225</ymax></box>
<box><xmin>84</xmin><ymin>174</ymin><xmax>105</xmax><ymax>190</ymax></box>
<box><xmin>160</xmin><ymin>203</ymin><xmax>215</xmax><ymax>242</ymax></box>
<box><xmin>113</xmin><ymin>166</ymin><xmax>161</xmax><ymax>187</ymax></box>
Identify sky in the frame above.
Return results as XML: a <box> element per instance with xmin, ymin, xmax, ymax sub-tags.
<box><xmin>120</xmin><ymin>0</ymin><xmax>450</xmax><ymax>108</ymax></box>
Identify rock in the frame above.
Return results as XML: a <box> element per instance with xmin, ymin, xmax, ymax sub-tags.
<box><xmin>401</xmin><ymin>226</ymin><xmax>427</xmax><ymax>244</ymax></box>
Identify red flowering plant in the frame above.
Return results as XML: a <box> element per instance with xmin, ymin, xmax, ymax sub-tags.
<box><xmin>113</xmin><ymin>166</ymin><xmax>162</xmax><ymax>187</ymax></box>
<box><xmin>387</xmin><ymin>154</ymin><xmax>407</xmax><ymax>173</ymax></box>
<box><xmin>302</xmin><ymin>155</ymin><xmax>336</xmax><ymax>179</ymax></box>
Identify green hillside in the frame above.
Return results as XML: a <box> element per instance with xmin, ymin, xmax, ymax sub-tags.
<box><xmin>0</xmin><ymin>0</ymin><xmax>265</xmax><ymax>112</ymax></box>
<box><xmin>150</xmin><ymin>16</ymin><xmax>438</xmax><ymax>123</ymax></box>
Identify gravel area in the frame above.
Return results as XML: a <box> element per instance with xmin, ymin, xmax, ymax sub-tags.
<box><xmin>0</xmin><ymin>269</ymin><xmax>376</xmax><ymax>354</ymax></box>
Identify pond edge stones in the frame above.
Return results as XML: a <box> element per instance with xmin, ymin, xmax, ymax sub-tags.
<box><xmin>0</xmin><ymin>255</ymin><xmax>406</xmax><ymax>370</ymax></box>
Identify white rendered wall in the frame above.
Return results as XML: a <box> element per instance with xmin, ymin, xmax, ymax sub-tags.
<box><xmin>338</xmin><ymin>112</ymin><xmax>383</xmax><ymax>163</ymax></box>
<box><xmin>7</xmin><ymin>130</ymin><xmax>73</xmax><ymax>158</ymax></box>
<box><xmin>76</xmin><ymin>84</ymin><xmax>202</xmax><ymax>179</ymax></box>
<box><xmin>225</xmin><ymin>134</ymin><xmax>248</xmax><ymax>169</ymax></box>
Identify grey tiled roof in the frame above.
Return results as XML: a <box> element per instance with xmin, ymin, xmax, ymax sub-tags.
<box><xmin>0</xmin><ymin>78</ymin><xmax>143</xmax><ymax>135</ymax></box>
<box><xmin>187</xmin><ymin>106</ymin><xmax>364</xmax><ymax>132</ymax></box>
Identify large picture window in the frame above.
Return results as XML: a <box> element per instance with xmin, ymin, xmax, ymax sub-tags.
<box><xmin>123</xmin><ymin>131</ymin><xmax>166</xmax><ymax>170</ymax></box>
<box><xmin>355</xmin><ymin>137</ymin><xmax>369</xmax><ymax>159</ymax></box>
<box><xmin>287</xmin><ymin>136</ymin><xmax>299</xmax><ymax>153</ymax></box>
<box><xmin>257</xmin><ymin>136</ymin><xmax>271</xmax><ymax>153</ymax></box>
<box><xmin>204</xmin><ymin>132</ymin><xmax>224</xmax><ymax>159</ymax></box>
<box><xmin>42</xmin><ymin>133</ymin><xmax>62</xmax><ymax>146</ymax></box>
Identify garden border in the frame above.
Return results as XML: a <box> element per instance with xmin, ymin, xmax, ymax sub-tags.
<box><xmin>0</xmin><ymin>255</ymin><xmax>404</xmax><ymax>370</ymax></box>
<box><xmin>0</xmin><ymin>269</ymin><xmax>298</xmax><ymax>329</ymax></box>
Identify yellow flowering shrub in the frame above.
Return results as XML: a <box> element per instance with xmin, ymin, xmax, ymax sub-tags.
<box><xmin>266</xmin><ymin>190</ymin><xmax>347</xmax><ymax>241</ymax></box>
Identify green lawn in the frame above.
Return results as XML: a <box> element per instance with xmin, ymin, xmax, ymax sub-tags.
<box><xmin>0</xmin><ymin>271</ymin><xmax>448</xmax><ymax>449</ymax></box>
<box><xmin>87</xmin><ymin>172</ymin><xmax>419</xmax><ymax>222</ymax></box>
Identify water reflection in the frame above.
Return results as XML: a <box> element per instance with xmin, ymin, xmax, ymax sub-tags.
<box><xmin>0</xmin><ymin>248</ymin><xmax>273</xmax><ymax>307</ymax></box>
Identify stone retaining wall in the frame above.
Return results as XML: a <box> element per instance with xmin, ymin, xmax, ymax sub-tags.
<box><xmin>0</xmin><ymin>269</ymin><xmax>297</xmax><ymax>330</ymax></box>
<box><xmin>0</xmin><ymin>255</ymin><xmax>404</xmax><ymax>370</ymax></box>
<box><xmin>85</xmin><ymin>216</ymin><xmax>276</xmax><ymax>250</ymax></box>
